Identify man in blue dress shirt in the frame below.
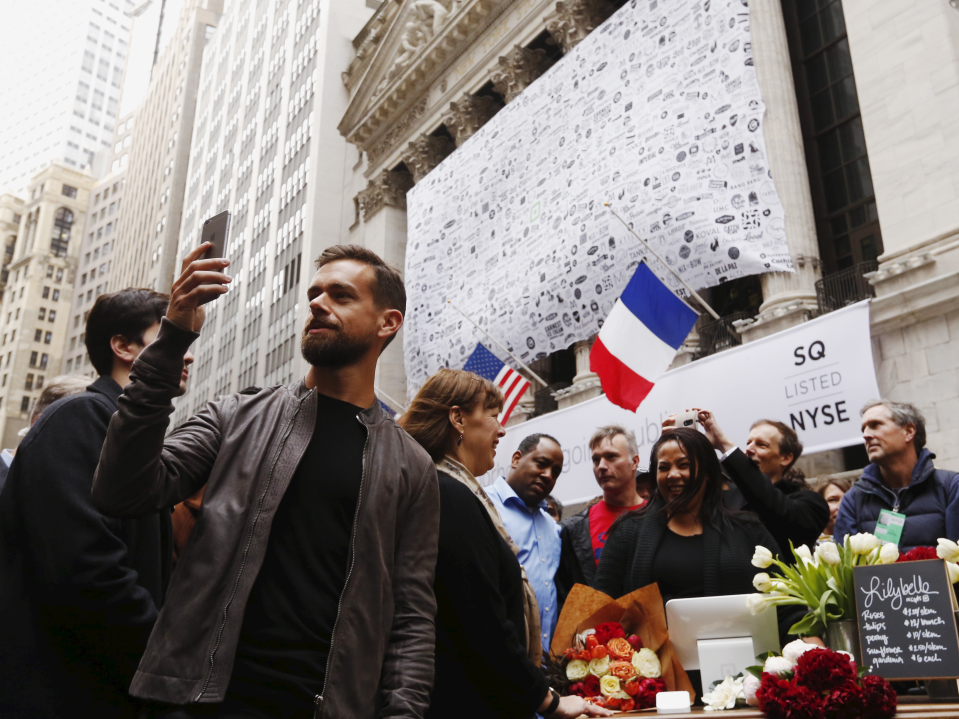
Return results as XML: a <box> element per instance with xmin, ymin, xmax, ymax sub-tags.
<box><xmin>486</xmin><ymin>433</ymin><xmax>565</xmax><ymax>651</ymax></box>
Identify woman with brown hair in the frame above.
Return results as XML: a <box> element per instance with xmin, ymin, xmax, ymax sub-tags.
<box><xmin>812</xmin><ymin>475</ymin><xmax>854</xmax><ymax>539</ymax></box>
<box><xmin>401</xmin><ymin>369</ymin><xmax>611</xmax><ymax>719</ymax></box>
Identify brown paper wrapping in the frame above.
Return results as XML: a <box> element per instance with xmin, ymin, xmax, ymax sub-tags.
<box><xmin>550</xmin><ymin>583</ymin><xmax>696</xmax><ymax>706</ymax></box>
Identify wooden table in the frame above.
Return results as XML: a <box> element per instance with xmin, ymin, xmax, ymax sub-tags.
<box><xmin>609</xmin><ymin>697</ymin><xmax>959</xmax><ymax>717</ymax></box>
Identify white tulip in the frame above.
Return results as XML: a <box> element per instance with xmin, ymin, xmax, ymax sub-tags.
<box><xmin>763</xmin><ymin>655</ymin><xmax>794</xmax><ymax>676</ymax></box>
<box><xmin>849</xmin><ymin>533</ymin><xmax>879</xmax><ymax>555</ymax></box>
<box><xmin>878</xmin><ymin>543</ymin><xmax>899</xmax><ymax>564</ymax></box>
<box><xmin>816</xmin><ymin>542</ymin><xmax>841</xmax><ymax>566</ymax></box>
<box><xmin>746</xmin><ymin>593</ymin><xmax>769</xmax><ymax>615</ymax></box>
<box><xmin>743</xmin><ymin>673</ymin><xmax>761</xmax><ymax>707</ymax></box>
<box><xmin>938</xmin><ymin>538</ymin><xmax>959</xmax><ymax>564</ymax></box>
<box><xmin>772</xmin><ymin>581</ymin><xmax>790</xmax><ymax>595</ymax></box>
<box><xmin>751</xmin><ymin>546</ymin><xmax>774</xmax><ymax>568</ymax></box>
<box><xmin>752</xmin><ymin>572</ymin><xmax>773</xmax><ymax>593</ymax></box>
<box><xmin>795</xmin><ymin>545</ymin><xmax>813</xmax><ymax>561</ymax></box>
<box><xmin>782</xmin><ymin>638</ymin><xmax>815</xmax><ymax>665</ymax></box>
<box><xmin>947</xmin><ymin>561</ymin><xmax>959</xmax><ymax>585</ymax></box>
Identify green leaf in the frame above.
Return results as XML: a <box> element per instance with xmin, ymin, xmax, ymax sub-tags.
<box><xmin>789</xmin><ymin>611</ymin><xmax>824</xmax><ymax>637</ymax></box>
<box><xmin>745</xmin><ymin>665</ymin><xmax>765</xmax><ymax>680</ymax></box>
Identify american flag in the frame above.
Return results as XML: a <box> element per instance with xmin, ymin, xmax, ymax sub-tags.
<box><xmin>463</xmin><ymin>343</ymin><xmax>531</xmax><ymax>425</ymax></box>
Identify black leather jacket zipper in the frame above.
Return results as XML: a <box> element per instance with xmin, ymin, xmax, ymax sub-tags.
<box><xmin>195</xmin><ymin>389</ymin><xmax>313</xmax><ymax>701</ymax></box>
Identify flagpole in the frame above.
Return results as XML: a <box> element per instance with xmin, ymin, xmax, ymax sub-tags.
<box><xmin>446</xmin><ymin>300</ymin><xmax>549</xmax><ymax>388</ymax></box>
<box><xmin>605</xmin><ymin>203</ymin><xmax>722</xmax><ymax>321</ymax></box>
<box><xmin>374</xmin><ymin>385</ymin><xmax>407</xmax><ymax>412</ymax></box>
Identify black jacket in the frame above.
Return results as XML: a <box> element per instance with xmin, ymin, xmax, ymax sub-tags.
<box><xmin>556</xmin><ymin>507</ymin><xmax>594</xmax><ymax>608</ymax></box>
<box><xmin>722</xmin><ymin>449</ymin><xmax>829</xmax><ymax>557</ymax></box>
<box><xmin>428</xmin><ymin>471</ymin><xmax>549</xmax><ymax>719</ymax></box>
<box><xmin>0</xmin><ymin>376</ymin><xmax>172</xmax><ymax>719</ymax></box>
<box><xmin>594</xmin><ymin>497</ymin><xmax>804</xmax><ymax>643</ymax></box>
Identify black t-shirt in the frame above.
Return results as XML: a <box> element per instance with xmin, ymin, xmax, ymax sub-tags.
<box><xmin>228</xmin><ymin>392</ymin><xmax>367</xmax><ymax>716</ymax></box>
<box><xmin>651</xmin><ymin>528</ymin><xmax>704</xmax><ymax>605</ymax></box>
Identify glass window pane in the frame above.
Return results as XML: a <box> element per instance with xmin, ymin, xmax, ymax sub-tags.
<box><xmin>811</xmin><ymin>90</ymin><xmax>835</xmax><ymax>132</ymax></box>
<box><xmin>835</xmin><ymin>235</ymin><xmax>851</xmax><ymax>257</ymax></box>
<box><xmin>838</xmin><ymin>118</ymin><xmax>867</xmax><ymax>162</ymax></box>
<box><xmin>849</xmin><ymin>204</ymin><xmax>867</xmax><ymax>228</ymax></box>
<box><xmin>818</xmin><ymin>129</ymin><xmax>843</xmax><ymax>172</ymax></box>
<box><xmin>837</xmin><ymin>255</ymin><xmax>854</xmax><ymax>270</ymax></box>
<box><xmin>867</xmin><ymin>201</ymin><xmax>879</xmax><ymax>222</ymax></box>
<box><xmin>820</xmin><ymin>2</ymin><xmax>847</xmax><ymax>45</ymax></box>
<box><xmin>830</xmin><ymin>215</ymin><xmax>847</xmax><ymax>236</ymax></box>
<box><xmin>805</xmin><ymin>53</ymin><xmax>829</xmax><ymax>95</ymax></box>
<box><xmin>832</xmin><ymin>77</ymin><xmax>859</xmax><ymax>123</ymax></box>
<box><xmin>860</xmin><ymin>234</ymin><xmax>878</xmax><ymax>261</ymax></box>
<box><xmin>846</xmin><ymin>157</ymin><xmax>874</xmax><ymax>203</ymax></box>
<box><xmin>824</xmin><ymin>168</ymin><xmax>849</xmax><ymax>212</ymax></box>
<box><xmin>801</xmin><ymin>16</ymin><xmax>823</xmax><ymax>56</ymax></box>
<box><xmin>826</xmin><ymin>40</ymin><xmax>854</xmax><ymax>83</ymax></box>
<box><xmin>797</xmin><ymin>0</ymin><xmax>819</xmax><ymax>21</ymax></box>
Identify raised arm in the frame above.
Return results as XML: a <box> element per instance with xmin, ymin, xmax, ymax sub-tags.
<box><xmin>92</xmin><ymin>244</ymin><xmax>233</xmax><ymax>517</ymax></box>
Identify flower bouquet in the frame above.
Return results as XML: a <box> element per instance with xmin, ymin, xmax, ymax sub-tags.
<box><xmin>747</xmin><ymin>534</ymin><xmax>959</xmax><ymax>637</ymax></box>
<box><xmin>550</xmin><ymin>583</ymin><xmax>694</xmax><ymax>710</ymax></box>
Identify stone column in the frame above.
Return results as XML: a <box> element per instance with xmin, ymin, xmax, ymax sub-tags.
<box><xmin>738</xmin><ymin>0</ymin><xmax>822</xmax><ymax>342</ymax></box>
<box><xmin>555</xmin><ymin>337</ymin><xmax>602</xmax><ymax>409</ymax></box>
<box><xmin>491</xmin><ymin>46</ymin><xmax>550</xmax><ymax>104</ymax></box>
<box><xmin>443</xmin><ymin>93</ymin><xmax>501</xmax><ymax>147</ymax></box>
<box><xmin>545</xmin><ymin>0</ymin><xmax>612</xmax><ymax>53</ymax></box>
<box><xmin>401</xmin><ymin>134</ymin><xmax>456</xmax><ymax>183</ymax></box>
<box><xmin>356</xmin><ymin>168</ymin><xmax>415</xmax><ymax>221</ymax></box>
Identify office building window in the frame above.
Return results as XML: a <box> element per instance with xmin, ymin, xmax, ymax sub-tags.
<box><xmin>51</xmin><ymin>208</ymin><xmax>74</xmax><ymax>258</ymax></box>
<box><xmin>34</xmin><ymin>329</ymin><xmax>42</xmax><ymax>342</ymax></box>
<box><xmin>42</xmin><ymin>286</ymin><xmax>50</xmax><ymax>299</ymax></box>
<box><xmin>29</xmin><ymin>351</ymin><xmax>38</xmax><ymax>367</ymax></box>
<box><xmin>62</xmin><ymin>184</ymin><xmax>78</xmax><ymax>198</ymax></box>
<box><xmin>20</xmin><ymin>396</ymin><xmax>30</xmax><ymax>413</ymax></box>
<box><xmin>25</xmin><ymin>374</ymin><xmax>33</xmax><ymax>390</ymax></box>
<box><xmin>40</xmin><ymin>354</ymin><xmax>48</xmax><ymax>370</ymax></box>
<box><xmin>44</xmin><ymin>332</ymin><xmax>52</xmax><ymax>344</ymax></box>
<box><xmin>781</xmin><ymin>0</ymin><xmax>882</xmax><ymax>273</ymax></box>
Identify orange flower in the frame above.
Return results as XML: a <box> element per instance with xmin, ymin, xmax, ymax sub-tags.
<box><xmin>609</xmin><ymin>661</ymin><xmax>637</xmax><ymax>681</ymax></box>
<box><xmin>607</xmin><ymin>637</ymin><xmax>634</xmax><ymax>661</ymax></box>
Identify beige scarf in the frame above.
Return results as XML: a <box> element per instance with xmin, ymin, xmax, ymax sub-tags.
<box><xmin>437</xmin><ymin>456</ymin><xmax>543</xmax><ymax>666</ymax></box>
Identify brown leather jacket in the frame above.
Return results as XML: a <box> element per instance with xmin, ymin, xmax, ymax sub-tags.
<box><xmin>92</xmin><ymin>318</ymin><xmax>440</xmax><ymax>718</ymax></box>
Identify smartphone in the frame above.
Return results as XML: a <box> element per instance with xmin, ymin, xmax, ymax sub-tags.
<box><xmin>201</xmin><ymin>211</ymin><xmax>231</xmax><ymax>260</ymax></box>
<box><xmin>675</xmin><ymin>409</ymin><xmax>699</xmax><ymax>428</ymax></box>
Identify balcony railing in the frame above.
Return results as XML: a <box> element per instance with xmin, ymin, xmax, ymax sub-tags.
<box><xmin>697</xmin><ymin>311</ymin><xmax>751</xmax><ymax>359</ymax></box>
<box><xmin>816</xmin><ymin>260</ymin><xmax>878</xmax><ymax>315</ymax></box>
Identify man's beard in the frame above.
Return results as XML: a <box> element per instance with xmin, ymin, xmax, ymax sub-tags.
<box><xmin>300</xmin><ymin>323</ymin><xmax>372</xmax><ymax>369</ymax></box>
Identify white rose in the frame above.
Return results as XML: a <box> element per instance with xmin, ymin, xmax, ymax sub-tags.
<box><xmin>816</xmin><ymin>542</ymin><xmax>841</xmax><ymax>566</ymax></box>
<box><xmin>632</xmin><ymin>647</ymin><xmax>662</xmax><ymax>678</ymax></box>
<box><xmin>746</xmin><ymin>593</ymin><xmax>769</xmax><ymax>615</ymax></box>
<box><xmin>752</xmin><ymin>572</ymin><xmax>773</xmax><ymax>593</ymax></box>
<box><xmin>763</xmin><ymin>655</ymin><xmax>794</xmax><ymax>676</ymax></box>
<box><xmin>566</xmin><ymin>659</ymin><xmax>589</xmax><ymax>681</ymax></box>
<box><xmin>782</xmin><ymin>638</ymin><xmax>815</xmax><ymax>665</ymax></box>
<box><xmin>588</xmin><ymin>655</ymin><xmax>611</xmax><ymax>677</ymax></box>
<box><xmin>702</xmin><ymin>675</ymin><xmax>744</xmax><ymax>711</ymax></box>
<box><xmin>938</xmin><ymin>538</ymin><xmax>959</xmax><ymax>564</ymax></box>
<box><xmin>751</xmin><ymin>546</ymin><xmax>774</xmax><ymax>568</ymax></box>
<box><xmin>947</xmin><ymin>561</ymin><xmax>959</xmax><ymax>585</ymax></box>
<box><xmin>849</xmin><ymin>532</ymin><xmax>879</xmax><ymax>555</ymax></box>
<box><xmin>879</xmin><ymin>543</ymin><xmax>899</xmax><ymax>564</ymax></box>
<box><xmin>599</xmin><ymin>675</ymin><xmax>621</xmax><ymax>697</ymax></box>
<box><xmin>743</xmin><ymin>674</ymin><xmax>761</xmax><ymax>707</ymax></box>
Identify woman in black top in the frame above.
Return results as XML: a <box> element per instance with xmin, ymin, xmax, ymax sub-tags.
<box><xmin>594</xmin><ymin>428</ymin><xmax>804</xmax><ymax>695</ymax></box>
<box><xmin>400</xmin><ymin>369</ymin><xmax>611</xmax><ymax>719</ymax></box>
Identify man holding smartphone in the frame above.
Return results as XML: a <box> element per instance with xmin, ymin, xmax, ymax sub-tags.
<box><xmin>91</xmin><ymin>243</ymin><xmax>439</xmax><ymax>718</ymax></box>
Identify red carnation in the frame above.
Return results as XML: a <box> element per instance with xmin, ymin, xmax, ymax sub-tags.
<box><xmin>582</xmin><ymin>675</ymin><xmax>601</xmax><ymax>697</ymax></box>
<box><xmin>860</xmin><ymin>675</ymin><xmax>897</xmax><ymax>719</ymax></box>
<box><xmin>897</xmin><ymin>546</ymin><xmax>939</xmax><ymax>562</ymax></box>
<box><xmin>634</xmin><ymin>677</ymin><xmax>667</xmax><ymax>710</ymax></box>
<box><xmin>593</xmin><ymin>621</ymin><xmax>626</xmax><ymax>645</ymax></box>
<box><xmin>758</xmin><ymin>674</ymin><xmax>824</xmax><ymax>719</ymax></box>
<box><xmin>823</xmin><ymin>681</ymin><xmax>863</xmax><ymax>719</ymax></box>
<box><xmin>568</xmin><ymin>682</ymin><xmax>587</xmax><ymax>698</ymax></box>
<box><xmin>794</xmin><ymin>647</ymin><xmax>856</xmax><ymax>692</ymax></box>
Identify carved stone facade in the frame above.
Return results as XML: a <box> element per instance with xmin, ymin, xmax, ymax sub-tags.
<box><xmin>402</xmin><ymin>133</ymin><xmax>456</xmax><ymax>183</ymax></box>
<box><xmin>357</xmin><ymin>169</ymin><xmax>415</xmax><ymax>221</ymax></box>
<box><xmin>365</xmin><ymin>96</ymin><xmax>430</xmax><ymax>169</ymax></box>
<box><xmin>491</xmin><ymin>45</ymin><xmax>550</xmax><ymax>103</ymax></box>
<box><xmin>545</xmin><ymin>0</ymin><xmax>612</xmax><ymax>53</ymax></box>
<box><xmin>443</xmin><ymin>93</ymin><xmax>501</xmax><ymax>146</ymax></box>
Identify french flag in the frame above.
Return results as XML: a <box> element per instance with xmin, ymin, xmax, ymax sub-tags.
<box><xmin>590</xmin><ymin>262</ymin><xmax>698</xmax><ymax>411</ymax></box>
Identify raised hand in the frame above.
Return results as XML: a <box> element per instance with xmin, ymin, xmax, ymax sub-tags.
<box><xmin>167</xmin><ymin>242</ymin><xmax>232</xmax><ymax>332</ymax></box>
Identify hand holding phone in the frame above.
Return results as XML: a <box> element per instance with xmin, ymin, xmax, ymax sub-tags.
<box><xmin>202</xmin><ymin>210</ymin><xmax>231</xmax><ymax>259</ymax></box>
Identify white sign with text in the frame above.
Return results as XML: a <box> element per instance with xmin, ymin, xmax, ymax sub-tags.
<box><xmin>481</xmin><ymin>302</ymin><xmax>879</xmax><ymax>505</ymax></box>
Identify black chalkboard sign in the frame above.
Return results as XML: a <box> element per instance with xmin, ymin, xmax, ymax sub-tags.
<box><xmin>853</xmin><ymin>559</ymin><xmax>959</xmax><ymax>680</ymax></box>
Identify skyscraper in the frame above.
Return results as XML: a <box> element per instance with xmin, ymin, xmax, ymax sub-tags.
<box><xmin>110</xmin><ymin>0</ymin><xmax>222</xmax><ymax>293</ymax></box>
<box><xmin>0</xmin><ymin>0</ymin><xmax>134</xmax><ymax>194</ymax></box>
<box><xmin>171</xmin><ymin>0</ymin><xmax>374</xmax><ymax>425</ymax></box>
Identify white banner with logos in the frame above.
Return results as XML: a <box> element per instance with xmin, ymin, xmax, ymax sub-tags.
<box><xmin>480</xmin><ymin>302</ymin><xmax>879</xmax><ymax>505</ymax></box>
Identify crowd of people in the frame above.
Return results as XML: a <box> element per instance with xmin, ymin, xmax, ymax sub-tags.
<box><xmin>0</xmin><ymin>243</ymin><xmax>955</xmax><ymax>719</ymax></box>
